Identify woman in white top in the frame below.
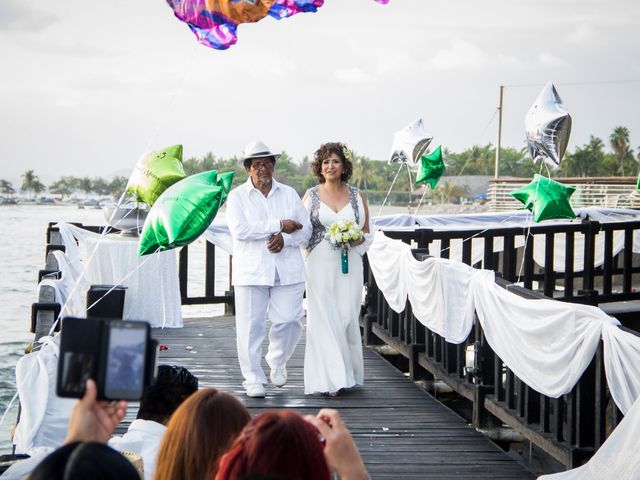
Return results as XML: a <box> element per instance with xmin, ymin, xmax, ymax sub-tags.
<box><xmin>302</xmin><ymin>142</ymin><xmax>372</xmax><ymax>396</ymax></box>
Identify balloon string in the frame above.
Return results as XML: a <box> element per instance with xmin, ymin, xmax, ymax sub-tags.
<box><xmin>85</xmin><ymin>250</ymin><xmax>159</xmax><ymax>316</ymax></box>
<box><xmin>433</xmin><ymin>211</ymin><xmax>530</xmax><ymax>258</ymax></box>
<box><xmin>415</xmin><ymin>186</ymin><xmax>429</xmax><ymax>214</ymax></box>
<box><xmin>405</xmin><ymin>163</ymin><xmax>415</xmax><ymax>214</ymax></box>
<box><xmin>515</xmin><ymin>162</ymin><xmax>545</xmax><ymax>282</ymax></box>
<box><xmin>47</xmin><ymin>41</ymin><xmax>199</xmax><ymax>332</ymax></box>
<box><xmin>377</xmin><ymin>163</ymin><xmax>405</xmax><ymax>217</ymax></box>
<box><xmin>453</xmin><ymin>108</ymin><xmax>499</xmax><ymax>177</ymax></box>
<box><xmin>2</xmin><ymin>42</ymin><xmax>199</xmax><ymax>443</ymax></box>
<box><xmin>142</xmin><ymin>42</ymin><xmax>199</xmax><ymax>157</ymax></box>
<box><xmin>46</xmin><ymin>206</ymin><xmax>141</xmax><ymax>337</ymax></box>
<box><xmin>0</xmin><ymin>393</ymin><xmax>18</xmax><ymax>427</ymax></box>
<box><xmin>157</xmin><ymin>247</ymin><xmax>168</xmax><ymax>330</ymax></box>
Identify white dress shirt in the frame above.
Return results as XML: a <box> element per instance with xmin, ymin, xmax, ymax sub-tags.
<box><xmin>227</xmin><ymin>177</ymin><xmax>311</xmax><ymax>286</ymax></box>
<box><xmin>108</xmin><ymin>419</ymin><xmax>167</xmax><ymax>480</ymax></box>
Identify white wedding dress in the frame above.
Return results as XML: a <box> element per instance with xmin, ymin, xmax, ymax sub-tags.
<box><xmin>303</xmin><ymin>187</ymin><xmax>370</xmax><ymax>394</ymax></box>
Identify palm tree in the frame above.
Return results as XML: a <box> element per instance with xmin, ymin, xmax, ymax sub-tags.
<box><xmin>610</xmin><ymin>126</ymin><xmax>631</xmax><ymax>176</ymax></box>
<box><xmin>0</xmin><ymin>179</ymin><xmax>15</xmax><ymax>196</ymax></box>
<box><xmin>49</xmin><ymin>177</ymin><xmax>75</xmax><ymax>199</ymax></box>
<box><xmin>560</xmin><ymin>136</ymin><xmax>606</xmax><ymax>177</ymax></box>
<box><xmin>21</xmin><ymin>170</ymin><xmax>41</xmax><ymax>199</ymax></box>
<box><xmin>434</xmin><ymin>181</ymin><xmax>467</xmax><ymax>204</ymax></box>
<box><xmin>32</xmin><ymin>180</ymin><xmax>45</xmax><ymax>197</ymax></box>
<box><xmin>351</xmin><ymin>153</ymin><xmax>369</xmax><ymax>190</ymax></box>
<box><xmin>78</xmin><ymin>177</ymin><xmax>94</xmax><ymax>197</ymax></box>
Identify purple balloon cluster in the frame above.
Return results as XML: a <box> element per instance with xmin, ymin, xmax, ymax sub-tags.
<box><xmin>168</xmin><ymin>0</ymin><xmax>389</xmax><ymax>50</ymax></box>
<box><xmin>167</xmin><ymin>0</ymin><xmax>323</xmax><ymax>50</ymax></box>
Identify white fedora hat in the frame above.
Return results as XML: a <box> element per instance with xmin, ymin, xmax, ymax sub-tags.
<box><xmin>243</xmin><ymin>140</ymin><xmax>281</xmax><ymax>161</ymax></box>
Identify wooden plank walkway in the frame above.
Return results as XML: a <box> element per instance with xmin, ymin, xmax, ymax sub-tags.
<box><xmin>130</xmin><ymin>316</ymin><xmax>535</xmax><ymax>479</ymax></box>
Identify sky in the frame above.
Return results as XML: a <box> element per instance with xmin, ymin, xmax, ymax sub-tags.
<box><xmin>1</xmin><ymin>0</ymin><xmax>639</xmax><ymax>184</ymax></box>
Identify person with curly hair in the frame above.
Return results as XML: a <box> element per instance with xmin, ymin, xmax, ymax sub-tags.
<box><xmin>302</xmin><ymin>142</ymin><xmax>373</xmax><ymax>396</ymax></box>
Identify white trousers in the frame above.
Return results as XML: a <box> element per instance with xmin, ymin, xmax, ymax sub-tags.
<box><xmin>234</xmin><ymin>282</ymin><xmax>305</xmax><ymax>385</ymax></box>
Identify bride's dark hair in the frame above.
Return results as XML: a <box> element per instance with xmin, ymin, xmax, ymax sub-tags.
<box><xmin>311</xmin><ymin>142</ymin><xmax>353</xmax><ymax>184</ymax></box>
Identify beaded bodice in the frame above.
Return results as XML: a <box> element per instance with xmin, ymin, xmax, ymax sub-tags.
<box><xmin>307</xmin><ymin>185</ymin><xmax>360</xmax><ymax>253</ymax></box>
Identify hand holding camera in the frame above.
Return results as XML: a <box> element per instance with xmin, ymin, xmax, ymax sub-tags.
<box><xmin>64</xmin><ymin>379</ymin><xmax>127</xmax><ymax>444</ymax></box>
<box><xmin>304</xmin><ymin>408</ymin><xmax>369</xmax><ymax>480</ymax></box>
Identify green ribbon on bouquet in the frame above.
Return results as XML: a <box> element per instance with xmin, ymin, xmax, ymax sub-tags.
<box><xmin>341</xmin><ymin>249</ymin><xmax>349</xmax><ymax>274</ymax></box>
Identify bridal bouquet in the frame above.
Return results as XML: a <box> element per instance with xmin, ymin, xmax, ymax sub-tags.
<box><xmin>325</xmin><ymin>220</ymin><xmax>363</xmax><ymax>274</ymax></box>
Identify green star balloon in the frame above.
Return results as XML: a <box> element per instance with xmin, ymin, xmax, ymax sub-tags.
<box><xmin>415</xmin><ymin>145</ymin><xmax>445</xmax><ymax>189</ymax></box>
<box><xmin>138</xmin><ymin>170</ymin><xmax>234</xmax><ymax>256</ymax></box>
<box><xmin>127</xmin><ymin>144</ymin><xmax>186</xmax><ymax>206</ymax></box>
<box><xmin>510</xmin><ymin>174</ymin><xmax>576</xmax><ymax>222</ymax></box>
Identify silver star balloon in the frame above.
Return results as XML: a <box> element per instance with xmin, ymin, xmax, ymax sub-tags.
<box><xmin>525</xmin><ymin>82</ymin><xmax>572</xmax><ymax>169</ymax></box>
<box><xmin>389</xmin><ymin>118</ymin><xmax>433</xmax><ymax>166</ymax></box>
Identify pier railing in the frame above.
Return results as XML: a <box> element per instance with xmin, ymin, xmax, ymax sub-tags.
<box><xmin>362</xmin><ymin>219</ymin><xmax>640</xmax><ymax>468</ymax></box>
<box><xmin>383</xmin><ymin>218</ymin><xmax>640</xmax><ymax>323</ymax></box>
<box><xmin>36</xmin><ymin>220</ymin><xmax>639</xmax><ymax>467</ymax></box>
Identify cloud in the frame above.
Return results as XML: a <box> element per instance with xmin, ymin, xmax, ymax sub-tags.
<box><xmin>426</xmin><ymin>39</ymin><xmax>490</xmax><ymax>71</ymax></box>
<box><xmin>496</xmin><ymin>54</ymin><xmax>529</xmax><ymax>70</ymax></box>
<box><xmin>333</xmin><ymin>67</ymin><xmax>373</xmax><ymax>84</ymax></box>
<box><xmin>565</xmin><ymin>23</ymin><xmax>597</xmax><ymax>44</ymax></box>
<box><xmin>0</xmin><ymin>1</ymin><xmax>57</xmax><ymax>32</ymax></box>
<box><xmin>374</xmin><ymin>49</ymin><xmax>417</xmax><ymax>75</ymax></box>
<box><xmin>538</xmin><ymin>52</ymin><xmax>570</xmax><ymax>68</ymax></box>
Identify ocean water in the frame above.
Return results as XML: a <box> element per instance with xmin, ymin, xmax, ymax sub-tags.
<box><xmin>0</xmin><ymin>204</ymin><xmax>228</xmax><ymax>454</ymax></box>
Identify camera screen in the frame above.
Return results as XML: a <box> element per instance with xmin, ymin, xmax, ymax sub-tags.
<box><xmin>60</xmin><ymin>352</ymin><xmax>94</xmax><ymax>396</ymax></box>
<box><xmin>104</xmin><ymin>324</ymin><xmax>147</xmax><ymax>400</ymax></box>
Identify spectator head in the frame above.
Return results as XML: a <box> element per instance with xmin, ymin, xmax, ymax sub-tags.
<box><xmin>136</xmin><ymin>365</ymin><xmax>198</xmax><ymax>425</ymax></box>
<box><xmin>29</xmin><ymin>441</ymin><xmax>140</xmax><ymax>480</ymax></box>
<box><xmin>154</xmin><ymin>388</ymin><xmax>250</xmax><ymax>480</ymax></box>
<box><xmin>216</xmin><ymin>410</ymin><xmax>331</xmax><ymax>480</ymax></box>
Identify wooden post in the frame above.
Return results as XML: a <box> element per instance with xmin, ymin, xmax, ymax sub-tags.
<box><xmin>494</xmin><ymin>85</ymin><xmax>504</xmax><ymax>179</ymax></box>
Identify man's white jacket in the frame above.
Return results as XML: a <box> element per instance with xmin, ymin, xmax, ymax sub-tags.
<box><xmin>226</xmin><ymin>178</ymin><xmax>311</xmax><ymax>286</ymax></box>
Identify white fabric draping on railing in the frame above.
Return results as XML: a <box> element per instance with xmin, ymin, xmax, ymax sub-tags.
<box><xmin>367</xmin><ymin>232</ymin><xmax>490</xmax><ymax>343</ymax></box>
<box><xmin>56</xmin><ymin>223</ymin><xmax>182</xmax><ymax>328</ymax></box>
<box><xmin>12</xmin><ymin>336</ymin><xmax>74</xmax><ymax>455</ymax></box>
<box><xmin>538</xmin><ymin>395</ymin><xmax>640</xmax><ymax>479</ymax></box>
<box><xmin>601</xmin><ymin>324</ymin><xmax>640</xmax><ymax>414</ymax></box>
<box><xmin>472</xmin><ymin>277</ymin><xmax>618</xmax><ymax>398</ymax></box>
<box><xmin>38</xmin><ymin>250</ymin><xmax>87</xmax><ymax>319</ymax></box>
<box><xmin>367</xmin><ymin>231</ymin><xmax>640</xmax><ymax>414</ymax></box>
<box><xmin>204</xmin><ymin>222</ymin><xmax>234</xmax><ymax>254</ymax></box>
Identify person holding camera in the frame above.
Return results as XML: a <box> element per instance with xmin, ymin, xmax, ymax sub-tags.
<box><xmin>215</xmin><ymin>408</ymin><xmax>369</xmax><ymax>480</ymax></box>
<box><xmin>226</xmin><ymin>140</ymin><xmax>312</xmax><ymax>398</ymax></box>
<box><xmin>22</xmin><ymin>379</ymin><xmax>139</xmax><ymax>480</ymax></box>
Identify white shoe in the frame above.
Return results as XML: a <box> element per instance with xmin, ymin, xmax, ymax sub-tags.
<box><xmin>244</xmin><ymin>383</ymin><xmax>266</xmax><ymax>398</ymax></box>
<box><xmin>270</xmin><ymin>367</ymin><xmax>287</xmax><ymax>387</ymax></box>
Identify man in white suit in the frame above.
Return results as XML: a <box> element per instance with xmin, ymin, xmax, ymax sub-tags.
<box><xmin>226</xmin><ymin>141</ymin><xmax>311</xmax><ymax>398</ymax></box>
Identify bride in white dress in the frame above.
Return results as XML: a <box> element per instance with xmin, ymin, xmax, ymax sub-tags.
<box><xmin>302</xmin><ymin>142</ymin><xmax>372</xmax><ymax>395</ymax></box>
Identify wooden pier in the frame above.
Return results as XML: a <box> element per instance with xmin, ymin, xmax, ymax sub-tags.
<box><xmin>133</xmin><ymin>315</ymin><xmax>535</xmax><ymax>479</ymax></box>
<box><xmin>42</xmin><ymin>218</ymin><xmax>640</xmax><ymax>476</ymax></box>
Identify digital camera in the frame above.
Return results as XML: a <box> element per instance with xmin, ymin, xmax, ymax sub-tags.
<box><xmin>57</xmin><ymin>317</ymin><xmax>157</xmax><ymax>401</ymax></box>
